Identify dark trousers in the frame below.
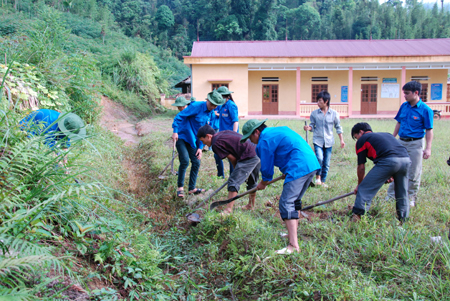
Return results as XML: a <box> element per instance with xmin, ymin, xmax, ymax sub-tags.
<box><xmin>214</xmin><ymin>154</ymin><xmax>234</xmax><ymax>178</ymax></box>
<box><xmin>176</xmin><ymin>139</ymin><xmax>200</xmax><ymax>191</ymax></box>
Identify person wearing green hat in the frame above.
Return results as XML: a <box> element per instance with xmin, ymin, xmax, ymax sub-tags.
<box><xmin>20</xmin><ymin>109</ymin><xmax>86</xmax><ymax>149</ymax></box>
<box><xmin>241</xmin><ymin>119</ymin><xmax>320</xmax><ymax>255</ymax></box>
<box><xmin>171</xmin><ymin>96</ymin><xmax>191</xmax><ymax>111</ymax></box>
<box><xmin>172</xmin><ymin>90</ymin><xmax>225</xmax><ymax>198</ymax></box>
<box><xmin>216</xmin><ymin>86</ymin><xmax>239</xmax><ymax>177</ymax></box>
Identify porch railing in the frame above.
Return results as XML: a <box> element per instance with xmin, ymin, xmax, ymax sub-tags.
<box><xmin>299</xmin><ymin>103</ymin><xmax>349</xmax><ymax>117</ymax></box>
<box><xmin>427</xmin><ymin>102</ymin><xmax>450</xmax><ymax>116</ymax></box>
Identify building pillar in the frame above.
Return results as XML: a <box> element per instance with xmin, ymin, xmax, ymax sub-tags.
<box><xmin>401</xmin><ymin>66</ymin><xmax>406</xmax><ymax>106</ymax></box>
<box><xmin>190</xmin><ymin>65</ymin><xmax>193</xmax><ymax>96</ymax></box>
<box><xmin>296</xmin><ymin>67</ymin><xmax>301</xmax><ymax>116</ymax></box>
<box><xmin>348</xmin><ymin>67</ymin><xmax>353</xmax><ymax>117</ymax></box>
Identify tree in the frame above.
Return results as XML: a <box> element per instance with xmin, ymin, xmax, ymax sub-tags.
<box><xmin>155</xmin><ymin>4</ymin><xmax>174</xmax><ymax>31</ymax></box>
<box><xmin>287</xmin><ymin>3</ymin><xmax>321</xmax><ymax>40</ymax></box>
<box><xmin>214</xmin><ymin>15</ymin><xmax>242</xmax><ymax>40</ymax></box>
<box><xmin>251</xmin><ymin>0</ymin><xmax>278</xmax><ymax>40</ymax></box>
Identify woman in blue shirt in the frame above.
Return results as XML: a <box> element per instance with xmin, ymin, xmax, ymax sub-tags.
<box><xmin>216</xmin><ymin>86</ymin><xmax>239</xmax><ymax>176</ymax></box>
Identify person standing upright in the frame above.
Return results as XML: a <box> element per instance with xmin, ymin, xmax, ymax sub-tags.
<box><xmin>303</xmin><ymin>91</ymin><xmax>345</xmax><ymax>188</ymax></box>
<box><xmin>216</xmin><ymin>86</ymin><xmax>239</xmax><ymax>176</ymax></box>
<box><xmin>386</xmin><ymin>81</ymin><xmax>434</xmax><ymax>207</ymax></box>
<box><xmin>172</xmin><ymin>91</ymin><xmax>224</xmax><ymax>198</ymax></box>
<box><xmin>210</xmin><ymin>104</ymin><xmax>224</xmax><ymax>178</ymax></box>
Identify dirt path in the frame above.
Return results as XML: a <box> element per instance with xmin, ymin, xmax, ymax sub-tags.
<box><xmin>100</xmin><ymin>96</ymin><xmax>140</xmax><ymax>145</ymax></box>
<box><xmin>99</xmin><ymin>96</ymin><xmax>173</xmax><ymax>197</ymax></box>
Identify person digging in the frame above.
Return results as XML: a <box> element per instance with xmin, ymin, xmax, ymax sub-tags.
<box><xmin>171</xmin><ymin>96</ymin><xmax>191</xmax><ymax>112</ymax></box>
<box><xmin>241</xmin><ymin>119</ymin><xmax>320</xmax><ymax>254</ymax></box>
<box><xmin>20</xmin><ymin>109</ymin><xmax>86</xmax><ymax>172</ymax></box>
<box><xmin>351</xmin><ymin>122</ymin><xmax>411</xmax><ymax>222</ymax></box>
<box><xmin>197</xmin><ymin>124</ymin><xmax>260</xmax><ymax>214</ymax></box>
<box><xmin>20</xmin><ymin>109</ymin><xmax>86</xmax><ymax>150</ymax></box>
<box><xmin>172</xmin><ymin>91</ymin><xmax>225</xmax><ymax>198</ymax></box>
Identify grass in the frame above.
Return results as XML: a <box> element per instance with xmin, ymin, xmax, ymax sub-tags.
<box><xmin>139</xmin><ymin>117</ymin><xmax>450</xmax><ymax>300</ymax></box>
<box><xmin>4</xmin><ymin>109</ymin><xmax>448</xmax><ymax>299</ymax></box>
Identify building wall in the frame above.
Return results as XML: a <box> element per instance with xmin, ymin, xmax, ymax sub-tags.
<box><xmin>300</xmin><ymin>70</ymin><xmax>349</xmax><ymax>104</ymax></box>
<box><xmin>350</xmin><ymin>69</ymin><xmax>448</xmax><ymax>114</ymax></box>
<box><xmin>406</xmin><ymin>69</ymin><xmax>448</xmax><ymax>102</ymax></box>
<box><xmin>248</xmin><ymin>71</ymin><xmax>297</xmax><ymax>114</ymax></box>
<box><xmin>351</xmin><ymin>70</ymin><xmax>402</xmax><ymax>114</ymax></box>
<box><xmin>191</xmin><ymin>64</ymin><xmax>249</xmax><ymax>115</ymax></box>
<box><xmin>191</xmin><ymin>63</ymin><xmax>448</xmax><ymax>116</ymax></box>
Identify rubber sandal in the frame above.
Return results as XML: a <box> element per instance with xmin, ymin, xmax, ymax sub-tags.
<box><xmin>177</xmin><ymin>190</ymin><xmax>185</xmax><ymax>198</ymax></box>
<box><xmin>189</xmin><ymin>188</ymin><xmax>205</xmax><ymax>195</ymax></box>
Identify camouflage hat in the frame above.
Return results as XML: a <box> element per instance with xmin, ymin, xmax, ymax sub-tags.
<box><xmin>206</xmin><ymin>90</ymin><xmax>225</xmax><ymax>106</ymax></box>
<box><xmin>171</xmin><ymin>96</ymin><xmax>190</xmax><ymax>107</ymax></box>
<box><xmin>240</xmin><ymin>119</ymin><xmax>267</xmax><ymax>143</ymax></box>
<box><xmin>216</xmin><ymin>86</ymin><xmax>234</xmax><ymax>95</ymax></box>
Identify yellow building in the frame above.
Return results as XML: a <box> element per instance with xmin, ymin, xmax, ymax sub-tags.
<box><xmin>184</xmin><ymin>39</ymin><xmax>450</xmax><ymax>118</ymax></box>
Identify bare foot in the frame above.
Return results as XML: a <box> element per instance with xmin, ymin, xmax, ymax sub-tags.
<box><xmin>221</xmin><ymin>209</ymin><xmax>233</xmax><ymax>216</ymax></box>
<box><xmin>241</xmin><ymin>204</ymin><xmax>254</xmax><ymax>211</ymax></box>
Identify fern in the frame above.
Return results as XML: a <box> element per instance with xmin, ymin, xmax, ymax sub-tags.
<box><xmin>0</xmin><ymin>287</ymin><xmax>35</xmax><ymax>301</ymax></box>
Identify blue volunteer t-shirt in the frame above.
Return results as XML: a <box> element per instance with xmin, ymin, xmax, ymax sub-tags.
<box><xmin>256</xmin><ymin>127</ymin><xmax>320</xmax><ymax>183</ymax></box>
<box><xmin>19</xmin><ymin>109</ymin><xmax>70</xmax><ymax>148</ymax></box>
<box><xmin>172</xmin><ymin>101</ymin><xmax>214</xmax><ymax>149</ymax></box>
<box><xmin>210</xmin><ymin>105</ymin><xmax>221</xmax><ymax>130</ymax></box>
<box><xmin>395</xmin><ymin>100</ymin><xmax>433</xmax><ymax>139</ymax></box>
<box><xmin>219</xmin><ymin>100</ymin><xmax>239</xmax><ymax>132</ymax></box>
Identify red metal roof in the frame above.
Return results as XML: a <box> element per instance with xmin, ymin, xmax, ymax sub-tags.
<box><xmin>189</xmin><ymin>39</ymin><xmax>450</xmax><ymax>58</ymax></box>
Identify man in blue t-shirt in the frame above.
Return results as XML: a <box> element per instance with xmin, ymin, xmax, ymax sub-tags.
<box><xmin>172</xmin><ymin>90</ymin><xmax>224</xmax><ymax>198</ymax></box>
<box><xmin>241</xmin><ymin>119</ymin><xmax>320</xmax><ymax>255</ymax></box>
<box><xmin>386</xmin><ymin>81</ymin><xmax>434</xmax><ymax>207</ymax></box>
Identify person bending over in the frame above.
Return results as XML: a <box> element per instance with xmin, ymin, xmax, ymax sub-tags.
<box><xmin>351</xmin><ymin>122</ymin><xmax>411</xmax><ymax>222</ymax></box>
<box><xmin>197</xmin><ymin>124</ymin><xmax>260</xmax><ymax>214</ymax></box>
<box><xmin>241</xmin><ymin>119</ymin><xmax>320</xmax><ymax>254</ymax></box>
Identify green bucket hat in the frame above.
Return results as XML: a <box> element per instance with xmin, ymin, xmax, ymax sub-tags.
<box><xmin>189</xmin><ymin>96</ymin><xmax>196</xmax><ymax>102</ymax></box>
<box><xmin>171</xmin><ymin>96</ymin><xmax>190</xmax><ymax>107</ymax></box>
<box><xmin>57</xmin><ymin>112</ymin><xmax>86</xmax><ymax>142</ymax></box>
<box><xmin>240</xmin><ymin>119</ymin><xmax>267</xmax><ymax>143</ymax></box>
<box><xmin>216</xmin><ymin>86</ymin><xmax>234</xmax><ymax>95</ymax></box>
<box><xmin>206</xmin><ymin>90</ymin><xmax>225</xmax><ymax>106</ymax></box>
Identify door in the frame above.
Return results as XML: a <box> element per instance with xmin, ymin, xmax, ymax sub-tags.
<box><xmin>420</xmin><ymin>83</ymin><xmax>428</xmax><ymax>102</ymax></box>
<box><xmin>262</xmin><ymin>85</ymin><xmax>278</xmax><ymax>115</ymax></box>
<box><xmin>361</xmin><ymin>84</ymin><xmax>377</xmax><ymax>114</ymax></box>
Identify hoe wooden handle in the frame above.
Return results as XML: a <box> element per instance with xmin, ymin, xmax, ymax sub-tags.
<box><xmin>210</xmin><ymin>175</ymin><xmax>284</xmax><ymax>210</ymax></box>
<box><xmin>301</xmin><ymin>191</ymin><xmax>355</xmax><ymax>211</ymax></box>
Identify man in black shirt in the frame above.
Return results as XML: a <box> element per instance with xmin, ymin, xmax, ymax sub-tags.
<box><xmin>351</xmin><ymin>122</ymin><xmax>411</xmax><ymax>221</ymax></box>
<box><xmin>197</xmin><ymin>124</ymin><xmax>260</xmax><ymax>214</ymax></box>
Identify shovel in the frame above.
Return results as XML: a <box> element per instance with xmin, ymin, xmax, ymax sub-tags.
<box><xmin>170</xmin><ymin>142</ymin><xmax>177</xmax><ymax>175</ymax></box>
<box><xmin>304</xmin><ymin>120</ymin><xmax>309</xmax><ymax>144</ymax></box>
<box><xmin>210</xmin><ymin>175</ymin><xmax>284</xmax><ymax>210</ymax></box>
<box><xmin>301</xmin><ymin>191</ymin><xmax>355</xmax><ymax>211</ymax></box>
<box><xmin>303</xmin><ymin>121</ymin><xmax>316</xmax><ymax>188</ymax></box>
<box><xmin>158</xmin><ymin>150</ymin><xmax>178</xmax><ymax>180</ymax></box>
<box><xmin>185</xmin><ymin>180</ymin><xmax>228</xmax><ymax>223</ymax></box>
